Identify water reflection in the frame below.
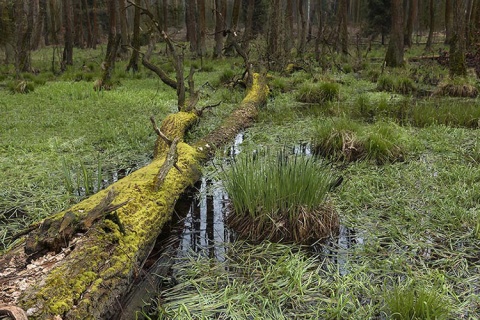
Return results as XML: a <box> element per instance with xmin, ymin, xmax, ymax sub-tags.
<box><xmin>179</xmin><ymin>178</ymin><xmax>233</xmax><ymax>261</ymax></box>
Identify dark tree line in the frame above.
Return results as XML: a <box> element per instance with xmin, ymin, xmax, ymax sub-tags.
<box><xmin>1</xmin><ymin>0</ymin><xmax>480</xmax><ymax>76</ymax></box>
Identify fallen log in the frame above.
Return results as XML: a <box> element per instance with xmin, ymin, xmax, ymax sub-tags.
<box><xmin>0</xmin><ymin>74</ymin><xmax>268</xmax><ymax>319</ymax></box>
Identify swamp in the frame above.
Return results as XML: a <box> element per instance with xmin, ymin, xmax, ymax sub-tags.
<box><xmin>1</xmin><ymin>0</ymin><xmax>480</xmax><ymax>319</ymax></box>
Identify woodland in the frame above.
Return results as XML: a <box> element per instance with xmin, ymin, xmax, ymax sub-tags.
<box><xmin>0</xmin><ymin>0</ymin><xmax>480</xmax><ymax>319</ymax></box>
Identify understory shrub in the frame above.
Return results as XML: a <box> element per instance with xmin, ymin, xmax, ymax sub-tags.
<box><xmin>222</xmin><ymin>150</ymin><xmax>339</xmax><ymax>244</ymax></box>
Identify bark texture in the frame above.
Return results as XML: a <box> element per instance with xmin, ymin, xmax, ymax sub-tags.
<box><xmin>384</xmin><ymin>0</ymin><xmax>404</xmax><ymax>67</ymax></box>
<box><xmin>0</xmin><ymin>74</ymin><xmax>269</xmax><ymax>320</ymax></box>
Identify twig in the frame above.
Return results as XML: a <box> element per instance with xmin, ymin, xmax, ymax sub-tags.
<box><xmin>154</xmin><ymin>137</ymin><xmax>181</xmax><ymax>191</ymax></box>
<box><xmin>196</xmin><ymin>101</ymin><xmax>223</xmax><ymax>116</ymax></box>
<box><xmin>150</xmin><ymin>116</ymin><xmax>173</xmax><ymax>146</ymax></box>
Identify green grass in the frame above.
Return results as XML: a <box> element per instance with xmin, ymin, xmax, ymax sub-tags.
<box><xmin>312</xmin><ymin>118</ymin><xmax>416</xmax><ymax>163</ymax></box>
<box><xmin>222</xmin><ymin>150</ymin><xmax>338</xmax><ymax>243</ymax></box>
<box><xmin>296</xmin><ymin>81</ymin><xmax>340</xmax><ymax>104</ymax></box>
<box><xmin>385</xmin><ymin>283</ymin><xmax>450</xmax><ymax>319</ymax></box>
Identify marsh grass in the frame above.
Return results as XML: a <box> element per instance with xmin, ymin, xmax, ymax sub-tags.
<box><xmin>296</xmin><ymin>82</ymin><xmax>340</xmax><ymax>104</ymax></box>
<box><xmin>149</xmin><ymin>241</ymin><xmax>332</xmax><ymax>319</ymax></box>
<box><xmin>377</xmin><ymin>73</ymin><xmax>416</xmax><ymax>94</ymax></box>
<box><xmin>385</xmin><ymin>284</ymin><xmax>450</xmax><ymax>319</ymax></box>
<box><xmin>313</xmin><ymin>118</ymin><xmax>412</xmax><ymax>163</ymax></box>
<box><xmin>222</xmin><ymin>150</ymin><xmax>339</xmax><ymax>244</ymax></box>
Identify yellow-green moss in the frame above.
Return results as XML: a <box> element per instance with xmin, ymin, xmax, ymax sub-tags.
<box><xmin>242</xmin><ymin>73</ymin><xmax>269</xmax><ymax>105</ymax></box>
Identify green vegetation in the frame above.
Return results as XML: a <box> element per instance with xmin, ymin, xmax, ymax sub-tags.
<box><xmin>222</xmin><ymin>150</ymin><xmax>338</xmax><ymax>243</ymax></box>
<box><xmin>1</xmin><ymin>43</ymin><xmax>480</xmax><ymax>318</ymax></box>
<box><xmin>296</xmin><ymin>81</ymin><xmax>340</xmax><ymax>104</ymax></box>
<box><xmin>313</xmin><ymin>118</ymin><xmax>414</xmax><ymax>163</ymax></box>
<box><xmin>385</xmin><ymin>283</ymin><xmax>449</xmax><ymax>319</ymax></box>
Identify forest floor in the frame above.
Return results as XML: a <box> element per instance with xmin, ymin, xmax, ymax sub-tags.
<box><xmin>1</xmin><ymin>43</ymin><xmax>479</xmax><ymax>319</ymax></box>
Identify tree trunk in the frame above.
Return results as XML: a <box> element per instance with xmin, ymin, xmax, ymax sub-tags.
<box><xmin>0</xmin><ymin>74</ymin><xmax>269</xmax><ymax>320</ymax></box>
<box><xmin>82</xmin><ymin>0</ymin><xmax>93</xmax><ymax>48</ymax></box>
<box><xmin>99</xmin><ymin>0</ymin><xmax>120</xmax><ymax>88</ymax></box>
<box><xmin>62</xmin><ymin>0</ymin><xmax>74</xmax><ymax>71</ymax></box>
<box><xmin>92</xmin><ymin>0</ymin><xmax>99</xmax><ymax>49</ymax></box>
<box><xmin>118</xmin><ymin>0</ymin><xmax>129</xmax><ymax>57</ymax></box>
<box><xmin>465</xmin><ymin>0</ymin><xmax>474</xmax><ymax>47</ymax></box>
<box><xmin>267</xmin><ymin>0</ymin><xmax>282</xmax><ymax>68</ymax></box>
<box><xmin>225</xmin><ymin>0</ymin><xmax>241</xmax><ymax>56</ymax></box>
<box><xmin>298</xmin><ymin>0</ymin><xmax>308</xmax><ymax>57</ymax></box>
<box><xmin>213</xmin><ymin>0</ymin><xmax>226</xmax><ymax>58</ymax></box>
<box><xmin>15</xmin><ymin>0</ymin><xmax>33</xmax><ymax>74</ymax></box>
<box><xmin>185</xmin><ymin>0</ymin><xmax>198</xmax><ymax>54</ymax></box>
<box><xmin>126</xmin><ymin>0</ymin><xmax>141</xmax><ymax>73</ymax></box>
<box><xmin>284</xmin><ymin>0</ymin><xmax>294</xmax><ymax>55</ymax></box>
<box><xmin>385</xmin><ymin>0</ymin><xmax>404</xmax><ymax>67</ymax></box>
<box><xmin>449</xmin><ymin>0</ymin><xmax>467</xmax><ymax>77</ymax></box>
<box><xmin>241</xmin><ymin>0</ymin><xmax>255</xmax><ymax>52</ymax></box>
<box><xmin>404</xmin><ymin>0</ymin><xmax>418</xmax><ymax>47</ymax></box>
<box><xmin>73</xmin><ymin>0</ymin><xmax>85</xmax><ymax>48</ymax></box>
<box><xmin>48</xmin><ymin>0</ymin><xmax>59</xmax><ymax>45</ymax></box>
<box><xmin>30</xmin><ymin>0</ymin><xmax>43</xmax><ymax>50</ymax></box>
<box><xmin>425</xmin><ymin>0</ymin><xmax>435</xmax><ymax>51</ymax></box>
<box><xmin>337</xmin><ymin>0</ymin><xmax>348</xmax><ymax>55</ymax></box>
<box><xmin>315</xmin><ymin>0</ymin><xmax>323</xmax><ymax>62</ymax></box>
<box><xmin>445</xmin><ymin>0</ymin><xmax>453</xmax><ymax>44</ymax></box>
<box><xmin>197</xmin><ymin>0</ymin><xmax>206</xmax><ymax>57</ymax></box>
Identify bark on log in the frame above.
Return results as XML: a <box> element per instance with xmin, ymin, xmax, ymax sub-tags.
<box><xmin>0</xmin><ymin>74</ymin><xmax>268</xmax><ymax>319</ymax></box>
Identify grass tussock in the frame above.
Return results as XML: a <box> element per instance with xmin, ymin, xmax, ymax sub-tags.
<box><xmin>296</xmin><ymin>82</ymin><xmax>340</xmax><ymax>104</ymax></box>
<box><xmin>377</xmin><ymin>73</ymin><xmax>416</xmax><ymax>94</ymax></box>
<box><xmin>222</xmin><ymin>150</ymin><xmax>339</xmax><ymax>244</ymax></box>
<box><xmin>313</xmin><ymin>119</ymin><xmax>411</xmax><ymax>163</ymax></box>
<box><xmin>433</xmin><ymin>82</ymin><xmax>479</xmax><ymax>98</ymax></box>
<box><xmin>385</xmin><ymin>284</ymin><xmax>450</xmax><ymax>319</ymax></box>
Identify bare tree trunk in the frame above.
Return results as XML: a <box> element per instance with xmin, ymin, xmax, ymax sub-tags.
<box><xmin>15</xmin><ymin>0</ymin><xmax>33</xmax><ymax>74</ymax></box>
<box><xmin>425</xmin><ymin>0</ymin><xmax>435</xmax><ymax>51</ymax></box>
<box><xmin>185</xmin><ymin>0</ymin><xmax>198</xmax><ymax>54</ymax></box>
<box><xmin>213</xmin><ymin>0</ymin><xmax>226</xmax><ymax>58</ymax></box>
<box><xmin>197</xmin><ymin>0</ymin><xmax>206</xmax><ymax>57</ymax></box>
<box><xmin>337</xmin><ymin>0</ymin><xmax>348</xmax><ymax>55</ymax></box>
<box><xmin>315</xmin><ymin>0</ymin><xmax>323</xmax><ymax>62</ymax></box>
<box><xmin>74</xmin><ymin>0</ymin><xmax>85</xmax><ymax>48</ymax></box>
<box><xmin>241</xmin><ymin>0</ymin><xmax>255</xmax><ymax>52</ymax></box>
<box><xmin>82</xmin><ymin>0</ymin><xmax>92</xmax><ymax>48</ymax></box>
<box><xmin>404</xmin><ymin>0</ymin><xmax>418</xmax><ymax>47</ymax></box>
<box><xmin>225</xmin><ymin>0</ymin><xmax>241</xmax><ymax>55</ymax></box>
<box><xmin>118</xmin><ymin>0</ymin><xmax>129</xmax><ymax>57</ymax></box>
<box><xmin>445</xmin><ymin>0</ymin><xmax>453</xmax><ymax>44</ymax></box>
<box><xmin>30</xmin><ymin>0</ymin><xmax>43</xmax><ymax>50</ymax></box>
<box><xmin>100</xmin><ymin>0</ymin><xmax>120</xmax><ymax>88</ymax></box>
<box><xmin>465</xmin><ymin>0</ymin><xmax>475</xmax><ymax>47</ymax></box>
<box><xmin>92</xmin><ymin>0</ymin><xmax>99</xmax><ymax>48</ymax></box>
<box><xmin>385</xmin><ymin>0</ymin><xmax>404</xmax><ymax>67</ymax></box>
<box><xmin>298</xmin><ymin>0</ymin><xmax>308</xmax><ymax>56</ymax></box>
<box><xmin>449</xmin><ymin>0</ymin><xmax>467</xmax><ymax>77</ymax></box>
<box><xmin>48</xmin><ymin>0</ymin><xmax>59</xmax><ymax>44</ymax></box>
<box><xmin>126</xmin><ymin>0</ymin><xmax>141</xmax><ymax>72</ymax></box>
<box><xmin>284</xmin><ymin>0</ymin><xmax>294</xmax><ymax>55</ymax></box>
<box><xmin>62</xmin><ymin>0</ymin><xmax>74</xmax><ymax>70</ymax></box>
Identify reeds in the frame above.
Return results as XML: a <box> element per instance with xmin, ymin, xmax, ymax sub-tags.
<box><xmin>296</xmin><ymin>82</ymin><xmax>340</xmax><ymax>104</ymax></box>
<box><xmin>222</xmin><ymin>150</ymin><xmax>339</xmax><ymax>244</ymax></box>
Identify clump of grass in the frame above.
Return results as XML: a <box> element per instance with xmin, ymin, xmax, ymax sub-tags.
<box><xmin>7</xmin><ymin>80</ymin><xmax>35</xmax><ymax>94</ymax></box>
<box><xmin>377</xmin><ymin>74</ymin><xmax>416</xmax><ymax>94</ymax></box>
<box><xmin>313</xmin><ymin>118</ymin><xmax>410</xmax><ymax>163</ymax></box>
<box><xmin>385</xmin><ymin>284</ymin><xmax>450</xmax><ymax>319</ymax></box>
<box><xmin>296</xmin><ymin>82</ymin><xmax>339</xmax><ymax>104</ymax></box>
<box><xmin>222</xmin><ymin>150</ymin><xmax>339</xmax><ymax>244</ymax></box>
<box><xmin>433</xmin><ymin>81</ymin><xmax>479</xmax><ymax>98</ymax></box>
<box><xmin>411</xmin><ymin>99</ymin><xmax>480</xmax><ymax>128</ymax></box>
<box><xmin>150</xmin><ymin>241</ymin><xmax>329</xmax><ymax>319</ymax></box>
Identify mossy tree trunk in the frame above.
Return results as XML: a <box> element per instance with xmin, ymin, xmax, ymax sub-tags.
<box><xmin>0</xmin><ymin>74</ymin><xmax>269</xmax><ymax>320</ymax></box>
